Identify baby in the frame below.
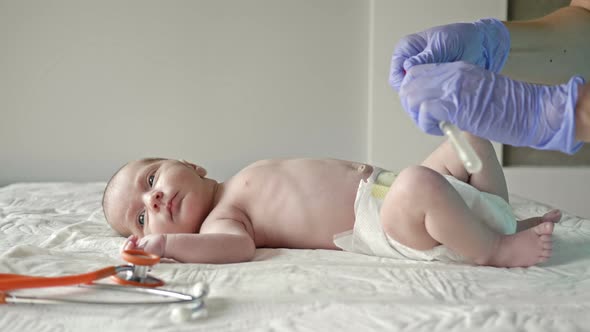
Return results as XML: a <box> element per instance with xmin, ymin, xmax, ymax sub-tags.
<box><xmin>102</xmin><ymin>134</ymin><xmax>560</xmax><ymax>267</ymax></box>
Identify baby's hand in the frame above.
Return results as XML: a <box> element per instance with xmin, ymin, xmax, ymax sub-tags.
<box><xmin>121</xmin><ymin>234</ymin><xmax>167</xmax><ymax>258</ymax></box>
<box><xmin>122</xmin><ymin>235</ymin><xmax>139</xmax><ymax>252</ymax></box>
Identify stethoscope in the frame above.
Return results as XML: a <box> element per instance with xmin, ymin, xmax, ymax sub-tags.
<box><xmin>0</xmin><ymin>249</ymin><xmax>209</xmax><ymax>323</ymax></box>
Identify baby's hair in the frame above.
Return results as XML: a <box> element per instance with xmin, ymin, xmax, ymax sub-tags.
<box><xmin>102</xmin><ymin>157</ymin><xmax>165</xmax><ymax>235</ymax></box>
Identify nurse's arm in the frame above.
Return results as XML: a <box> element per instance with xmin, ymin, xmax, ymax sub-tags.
<box><xmin>575</xmin><ymin>81</ymin><xmax>590</xmax><ymax>142</ymax></box>
<box><xmin>501</xmin><ymin>1</ymin><xmax>590</xmax><ymax>84</ymax></box>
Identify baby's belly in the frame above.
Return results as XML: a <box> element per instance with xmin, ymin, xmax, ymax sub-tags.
<box><xmin>248</xmin><ymin>163</ymin><xmax>373</xmax><ymax>249</ymax></box>
<box><xmin>257</xmin><ymin>206</ymin><xmax>357</xmax><ymax>249</ymax></box>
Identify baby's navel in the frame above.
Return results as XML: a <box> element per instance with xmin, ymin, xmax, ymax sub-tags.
<box><xmin>356</xmin><ymin>163</ymin><xmax>373</xmax><ymax>180</ymax></box>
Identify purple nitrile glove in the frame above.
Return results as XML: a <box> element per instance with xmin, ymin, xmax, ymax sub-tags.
<box><xmin>399</xmin><ymin>61</ymin><xmax>585</xmax><ymax>154</ymax></box>
<box><xmin>389</xmin><ymin>18</ymin><xmax>510</xmax><ymax>91</ymax></box>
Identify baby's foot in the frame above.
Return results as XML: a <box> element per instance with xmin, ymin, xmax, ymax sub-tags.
<box><xmin>487</xmin><ymin>222</ymin><xmax>554</xmax><ymax>268</ymax></box>
<box><xmin>516</xmin><ymin>209</ymin><xmax>561</xmax><ymax>232</ymax></box>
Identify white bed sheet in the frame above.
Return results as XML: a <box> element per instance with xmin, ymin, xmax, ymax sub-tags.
<box><xmin>1</xmin><ymin>182</ymin><xmax>590</xmax><ymax>332</ymax></box>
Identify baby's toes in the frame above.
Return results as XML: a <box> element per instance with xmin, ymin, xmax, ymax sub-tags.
<box><xmin>538</xmin><ymin>255</ymin><xmax>550</xmax><ymax>263</ymax></box>
<box><xmin>540</xmin><ymin>237</ymin><xmax>553</xmax><ymax>259</ymax></box>
<box><xmin>539</xmin><ymin>234</ymin><xmax>552</xmax><ymax>243</ymax></box>
<box><xmin>540</xmin><ymin>247</ymin><xmax>552</xmax><ymax>259</ymax></box>
<box><xmin>534</xmin><ymin>222</ymin><xmax>554</xmax><ymax>236</ymax></box>
<box><xmin>541</xmin><ymin>237</ymin><xmax>553</xmax><ymax>250</ymax></box>
<box><xmin>538</xmin><ymin>232</ymin><xmax>553</xmax><ymax>262</ymax></box>
<box><xmin>542</xmin><ymin>209</ymin><xmax>562</xmax><ymax>223</ymax></box>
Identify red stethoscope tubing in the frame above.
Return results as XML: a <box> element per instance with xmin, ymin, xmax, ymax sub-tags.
<box><xmin>0</xmin><ymin>250</ymin><xmax>161</xmax><ymax>303</ymax></box>
<box><xmin>0</xmin><ymin>266</ymin><xmax>118</xmax><ymax>292</ymax></box>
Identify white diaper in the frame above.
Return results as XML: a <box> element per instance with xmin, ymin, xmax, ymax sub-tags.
<box><xmin>333</xmin><ymin>167</ymin><xmax>517</xmax><ymax>262</ymax></box>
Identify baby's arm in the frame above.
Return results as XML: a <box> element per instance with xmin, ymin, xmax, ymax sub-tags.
<box><xmin>164</xmin><ymin>231</ymin><xmax>255</xmax><ymax>263</ymax></box>
<box><xmin>125</xmin><ymin>219</ymin><xmax>256</xmax><ymax>264</ymax></box>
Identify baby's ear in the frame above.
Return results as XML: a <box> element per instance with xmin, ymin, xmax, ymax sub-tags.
<box><xmin>179</xmin><ymin>159</ymin><xmax>207</xmax><ymax>177</ymax></box>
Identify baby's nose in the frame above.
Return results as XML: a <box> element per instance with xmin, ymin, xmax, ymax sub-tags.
<box><xmin>144</xmin><ymin>191</ymin><xmax>164</xmax><ymax>211</ymax></box>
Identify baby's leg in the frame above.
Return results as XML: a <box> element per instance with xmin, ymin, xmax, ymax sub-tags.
<box><xmin>381</xmin><ymin>166</ymin><xmax>553</xmax><ymax>267</ymax></box>
<box><xmin>422</xmin><ymin>134</ymin><xmax>562</xmax><ymax>231</ymax></box>
<box><xmin>421</xmin><ymin>133</ymin><xmax>508</xmax><ymax>202</ymax></box>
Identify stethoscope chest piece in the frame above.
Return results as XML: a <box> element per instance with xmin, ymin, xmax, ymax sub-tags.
<box><xmin>111</xmin><ymin>249</ymin><xmax>164</xmax><ymax>287</ymax></box>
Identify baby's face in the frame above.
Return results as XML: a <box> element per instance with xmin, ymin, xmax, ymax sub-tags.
<box><xmin>105</xmin><ymin>159</ymin><xmax>211</xmax><ymax>237</ymax></box>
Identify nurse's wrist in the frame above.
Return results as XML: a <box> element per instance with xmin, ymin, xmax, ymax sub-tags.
<box><xmin>575</xmin><ymin>80</ymin><xmax>590</xmax><ymax>142</ymax></box>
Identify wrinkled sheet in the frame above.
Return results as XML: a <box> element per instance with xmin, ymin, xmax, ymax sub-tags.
<box><xmin>1</xmin><ymin>182</ymin><xmax>589</xmax><ymax>332</ymax></box>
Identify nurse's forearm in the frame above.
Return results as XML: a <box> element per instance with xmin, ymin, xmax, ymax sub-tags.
<box><xmin>501</xmin><ymin>4</ymin><xmax>590</xmax><ymax>84</ymax></box>
<box><xmin>575</xmin><ymin>82</ymin><xmax>590</xmax><ymax>142</ymax></box>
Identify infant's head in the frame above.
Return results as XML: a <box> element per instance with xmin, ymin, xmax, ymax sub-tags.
<box><xmin>102</xmin><ymin>158</ymin><xmax>215</xmax><ymax>238</ymax></box>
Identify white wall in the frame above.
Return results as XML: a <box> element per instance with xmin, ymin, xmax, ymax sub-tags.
<box><xmin>0</xmin><ymin>0</ymin><xmax>369</xmax><ymax>185</ymax></box>
<box><xmin>4</xmin><ymin>0</ymin><xmax>589</xmax><ymax>218</ymax></box>
<box><xmin>504</xmin><ymin>168</ymin><xmax>590</xmax><ymax>218</ymax></box>
<box><xmin>0</xmin><ymin>0</ymin><xmax>509</xmax><ymax>185</ymax></box>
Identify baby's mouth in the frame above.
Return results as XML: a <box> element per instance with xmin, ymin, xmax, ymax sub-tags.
<box><xmin>166</xmin><ymin>192</ymin><xmax>178</xmax><ymax>220</ymax></box>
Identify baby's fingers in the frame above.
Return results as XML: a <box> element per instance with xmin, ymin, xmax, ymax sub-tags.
<box><xmin>121</xmin><ymin>235</ymin><xmax>138</xmax><ymax>252</ymax></box>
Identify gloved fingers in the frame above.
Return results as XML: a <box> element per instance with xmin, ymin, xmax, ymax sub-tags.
<box><xmin>389</xmin><ymin>55</ymin><xmax>406</xmax><ymax>91</ymax></box>
<box><xmin>399</xmin><ymin>63</ymin><xmax>476</xmax><ymax>136</ymax></box>
<box><xmin>400</xmin><ymin>62</ymin><xmax>474</xmax><ymax>100</ymax></box>
<box><xmin>398</xmin><ymin>63</ymin><xmax>444</xmax><ymax>112</ymax></box>
<box><xmin>418</xmin><ymin>100</ymin><xmax>448</xmax><ymax>136</ymax></box>
<box><xmin>400</xmin><ymin>95</ymin><xmax>446</xmax><ymax>136</ymax></box>
<box><xmin>389</xmin><ymin>34</ymin><xmax>426</xmax><ymax>91</ymax></box>
<box><xmin>400</xmin><ymin>93</ymin><xmax>446</xmax><ymax>136</ymax></box>
<box><xmin>400</xmin><ymin>62</ymin><xmax>442</xmax><ymax>87</ymax></box>
<box><xmin>398</xmin><ymin>63</ymin><xmax>442</xmax><ymax>130</ymax></box>
<box><xmin>403</xmin><ymin>48</ymin><xmax>436</xmax><ymax>72</ymax></box>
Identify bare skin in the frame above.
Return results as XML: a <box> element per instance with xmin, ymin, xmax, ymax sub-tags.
<box><xmin>575</xmin><ymin>82</ymin><xmax>590</xmax><ymax>141</ymax></box>
<box><xmin>502</xmin><ymin>3</ymin><xmax>590</xmax><ymax>85</ymax></box>
<box><xmin>105</xmin><ymin>158</ymin><xmax>372</xmax><ymax>263</ymax></box>
<box><xmin>206</xmin><ymin>158</ymin><xmax>372</xmax><ymax>250</ymax></box>
<box><xmin>104</xmin><ymin>136</ymin><xmax>560</xmax><ymax>267</ymax></box>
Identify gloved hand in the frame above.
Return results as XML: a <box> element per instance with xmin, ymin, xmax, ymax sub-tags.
<box><xmin>389</xmin><ymin>18</ymin><xmax>510</xmax><ymax>91</ymax></box>
<box><xmin>399</xmin><ymin>61</ymin><xmax>585</xmax><ymax>154</ymax></box>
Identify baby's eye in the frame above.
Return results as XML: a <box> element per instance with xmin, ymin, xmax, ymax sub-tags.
<box><xmin>138</xmin><ymin>212</ymin><xmax>145</xmax><ymax>227</ymax></box>
<box><xmin>148</xmin><ymin>174</ymin><xmax>155</xmax><ymax>187</ymax></box>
